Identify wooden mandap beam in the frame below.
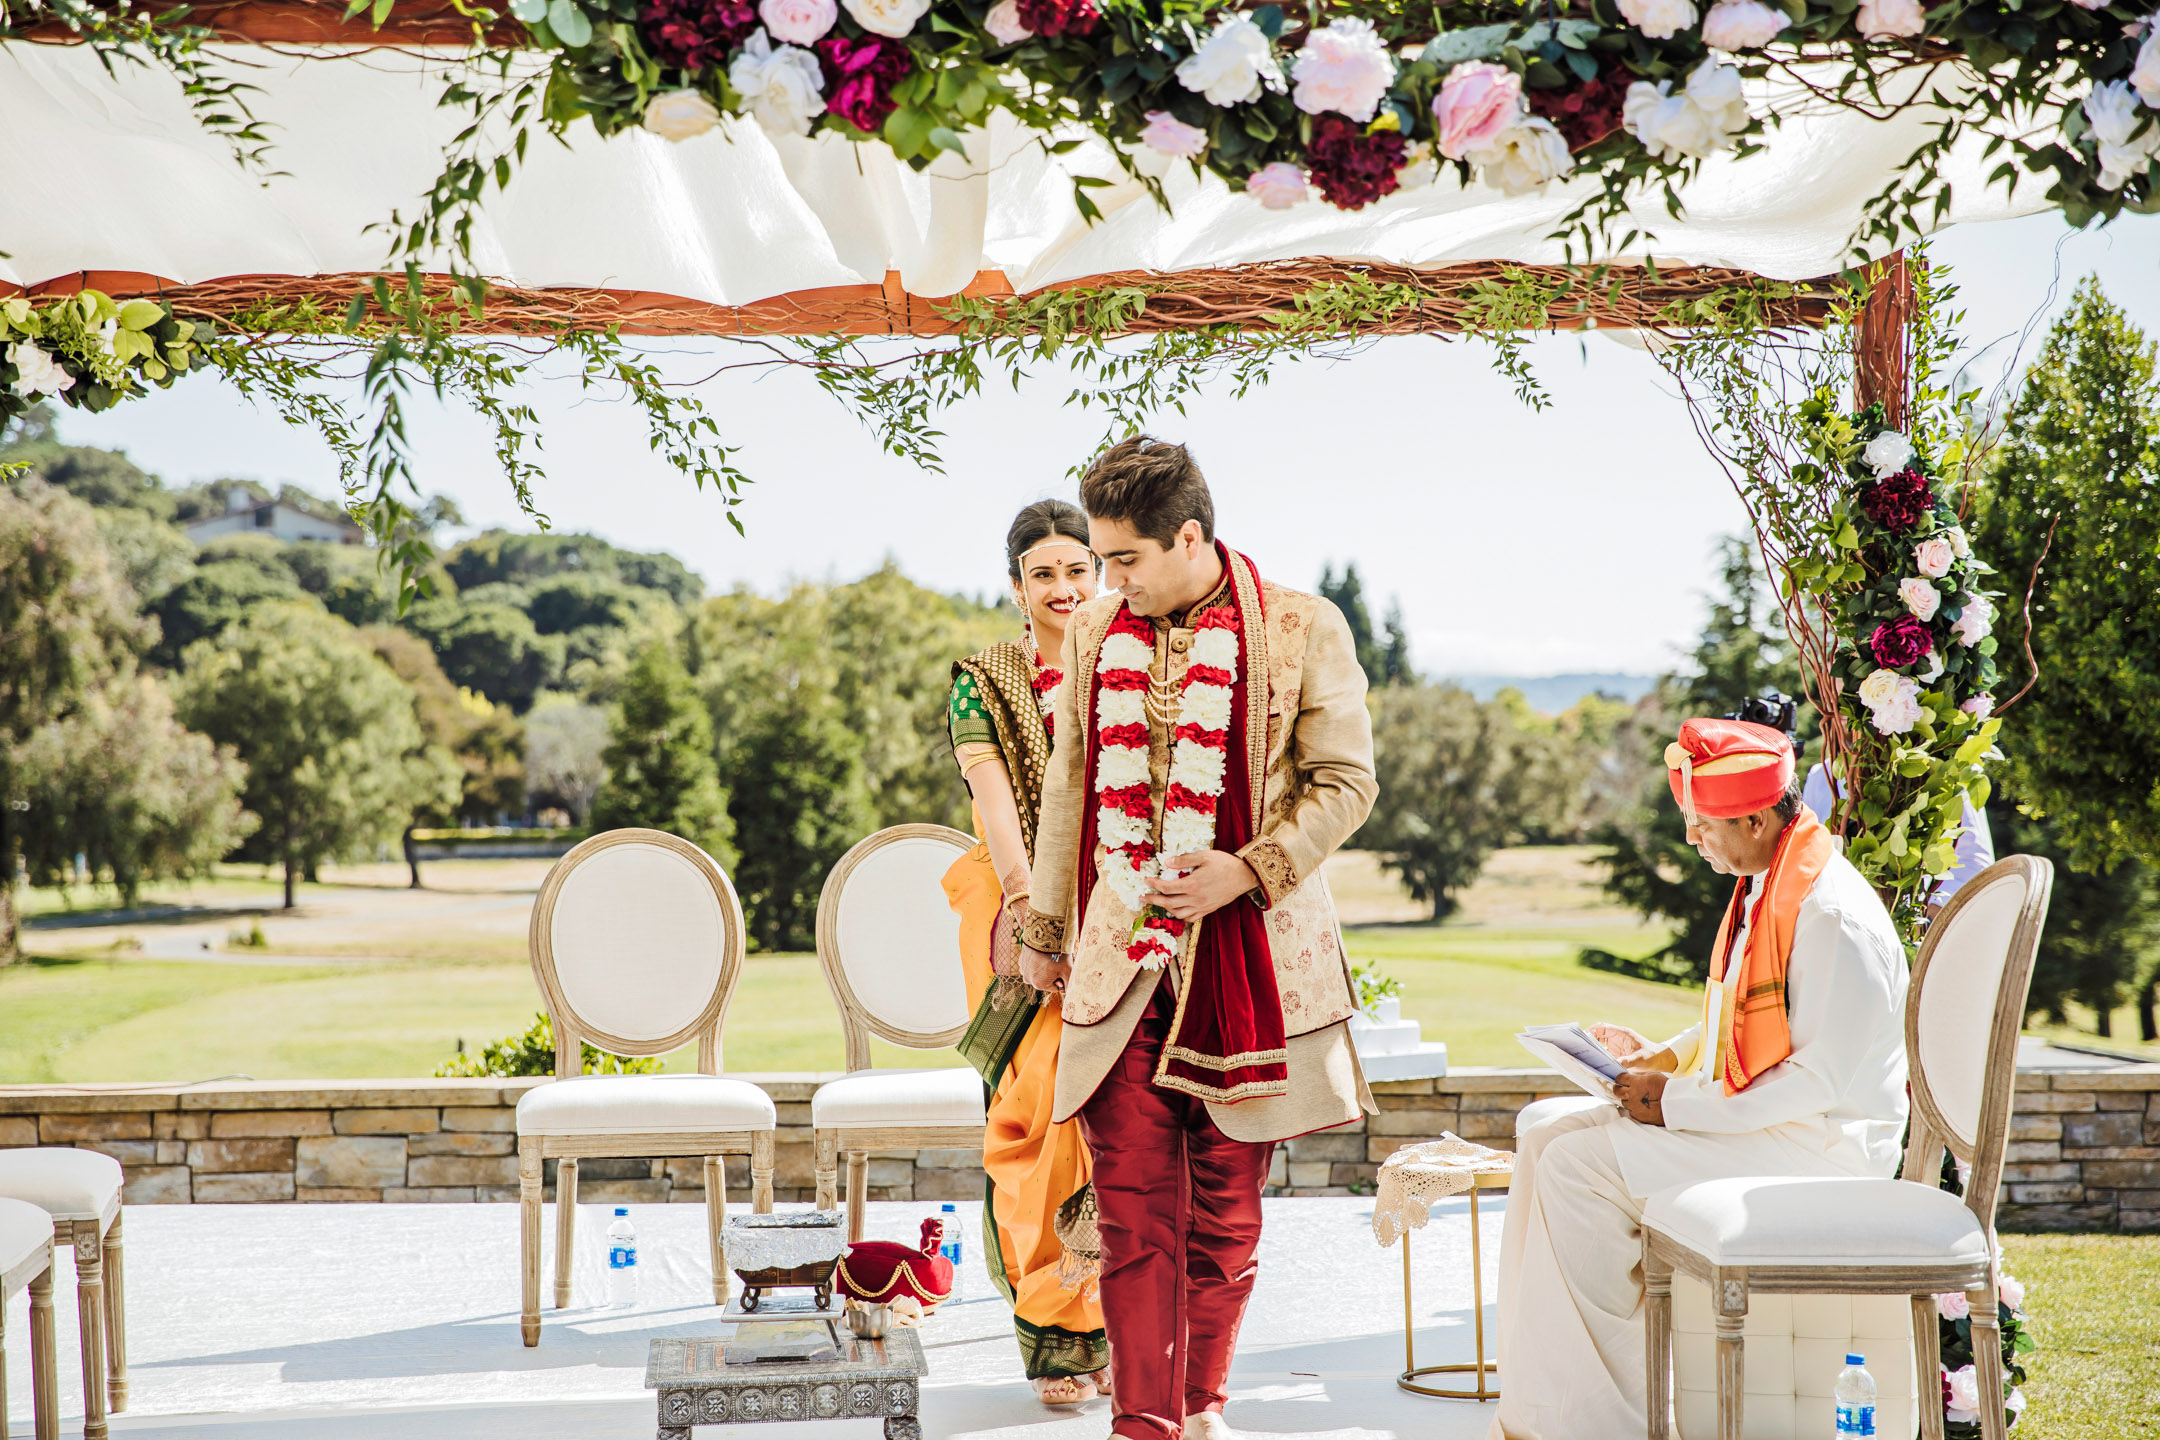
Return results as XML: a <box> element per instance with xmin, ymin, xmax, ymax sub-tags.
<box><xmin>9</xmin><ymin>263</ymin><xmax>1837</xmax><ymax>338</ymax></box>
<box><xmin>13</xmin><ymin>0</ymin><xmax>517</xmax><ymax>47</ymax></box>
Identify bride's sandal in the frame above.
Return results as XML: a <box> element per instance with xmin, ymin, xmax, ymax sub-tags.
<box><xmin>1033</xmin><ymin>1375</ymin><xmax>1097</xmax><ymax>1408</ymax></box>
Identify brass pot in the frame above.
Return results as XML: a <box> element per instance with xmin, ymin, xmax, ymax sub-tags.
<box><xmin>845</xmin><ymin>1302</ymin><xmax>891</xmax><ymax>1339</ymax></box>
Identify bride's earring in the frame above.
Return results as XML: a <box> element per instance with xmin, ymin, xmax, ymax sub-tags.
<box><xmin>1015</xmin><ymin>588</ymin><xmax>1034</xmax><ymax>652</ymax></box>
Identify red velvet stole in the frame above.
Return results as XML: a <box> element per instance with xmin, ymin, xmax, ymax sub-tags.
<box><xmin>1075</xmin><ymin>547</ymin><xmax>1288</xmax><ymax>1104</ymax></box>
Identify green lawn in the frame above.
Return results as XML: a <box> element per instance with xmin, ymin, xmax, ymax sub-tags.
<box><xmin>1999</xmin><ymin>1232</ymin><xmax>2160</xmax><ymax>1439</ymax></box>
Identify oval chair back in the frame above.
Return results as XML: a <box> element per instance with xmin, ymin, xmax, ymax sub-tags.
<box><xmin>815</xmin><ymin>824</ymin><xmax>976</xmax><ymax>1071</ymax></box>
<box><xmin>1900</xmin><ymin>854</ymin><xmax>2055</xmax><ymax>1231</ymax></box>
<box><xmin>528</xmin><ymin>828</ymin><xmax>747</xmax><ymax>1075</ymax></box>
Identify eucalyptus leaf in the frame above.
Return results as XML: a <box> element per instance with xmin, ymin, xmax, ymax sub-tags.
<box><xmin>510</xmin><ymin>0</ymin><xmax>550</xmax><ymax>21</ymax></box>
<box><xmin>548</xmin><ymin>0</ymin><xmax>593</xmax><ymax>49</ymax></box>
<box><xmin>1421</xmin><ymin>24</ymin><xmax>1511</xmax><ymax>68</ymax></box>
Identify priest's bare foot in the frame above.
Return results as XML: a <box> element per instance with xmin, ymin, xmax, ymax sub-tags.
<box><xmin>1031</xmin><ymin>1375</ymin><xmax>1094</xmax><ymax>1407</ymax></box>
<box><xmin>1183</xmin><ymin>1412</ymin><xmax>1233</xmax><ymax>1440</ymax></box>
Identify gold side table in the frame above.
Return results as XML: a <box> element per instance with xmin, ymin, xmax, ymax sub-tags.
<box><xmin>1398</xmin><ymin>1167</ymin><xmax>1510</xmax><ymax>1401</ymax></box>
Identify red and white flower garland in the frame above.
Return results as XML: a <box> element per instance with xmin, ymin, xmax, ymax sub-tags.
<box><xmin>1093</xmin><ymin>604</ymin><xmax>1240</xmax><ymax>970</ymax></box>
<box><xmin>1031</xmin><ymin>644</ymin><xmax>1062</xmax><ymax>735</ymax></box>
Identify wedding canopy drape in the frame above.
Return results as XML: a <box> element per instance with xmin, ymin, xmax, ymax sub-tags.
<box><xmin>1</xmin><ymin>37</ymin><xmax>2044</xmax><ymax>327</ymax></box>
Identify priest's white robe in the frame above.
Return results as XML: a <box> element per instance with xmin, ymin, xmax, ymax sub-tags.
<box><xmin>1488</xmin><ymin>849</ymin><xmax>1909</xmax><ymax>1440</ymax></box>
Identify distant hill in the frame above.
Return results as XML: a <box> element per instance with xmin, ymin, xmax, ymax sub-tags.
<box><xmin>1443</xmin><ymin>672</ymin><xmax>1660</xmax><ymax>714</ymax></box>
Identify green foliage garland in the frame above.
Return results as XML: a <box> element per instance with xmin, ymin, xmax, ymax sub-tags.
<box><xmin>0</xmin><ymin>292</ymin><xmax>214</xmax><ymax>427</ymax></box>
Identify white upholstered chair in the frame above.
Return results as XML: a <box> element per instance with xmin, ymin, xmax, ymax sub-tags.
<box><xmin>1</xmin><ymin>1197</ymin><xmax>59</xmax><ymax>1440</ymax></box>
<box><xmin>0</xmin><ymin>1147</ymin><xmax>128</xmax><ymax>1437</ymax></box>
<box><xmin>1643</xmin><ymin>855</ymin><xmax>2054</xmax><ymax>1440</ymax></box>
<box><xmin>810</xmin><ymin>825</ymin><xmax>984</xmax><ymax>1241</ymax></box>
<box><xmin>516</xmin><ymin>828</ymin><xmax>777</xmax><ymax>1346</ymax></box>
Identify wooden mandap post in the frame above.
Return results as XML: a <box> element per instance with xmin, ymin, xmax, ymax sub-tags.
<box><xmin>1853</xmin><ymin>251</ymin><xmax>1913</xmax><ymax>427</ymax></box>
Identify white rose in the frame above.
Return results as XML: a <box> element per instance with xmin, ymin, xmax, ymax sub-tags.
<box><xmin>1961</xmin><ymin>694</ymin><xmax>1995</xmax><ymax>720</ymax></box>
<box><xmin>1858</xmin><ymin>670</ymin><xmax>1924</xmax><ymax>735</ymax></box>
<box><xmin>2133</xmin><ymin>24</ymin><xmax>2160</xmax><ymax>108</ymax></box>
<box><xmin>1944</xmin><ymin>1365</ymin><xmax>1982</xmax><ymax>1426</ymax></box>
<box><xmin>6</xmin><ymin>340</ymin><xmax>76</xmax><ymax>398</ymax></box>
<box><xmin>1919</xmin><ymin>650</ymin><xmax>1945</xmax><ymax>683</ymax></box>
<box><xmin>1946</xmin><ymin>525</ymin><xmax>1971</xmax><ymax>559</ymax></box>
<box><xmin>1624</xmin><ymin>60</ymin><xmax>1749</xmax><ymax>162</ymax></box>
<box><xmin>1618</xmin><ymin>0</ymin><xmax>1699</xmax><ymax>40</ymax></box>
<box><xmin>983</xmin><ymin>0</ymin><xmax>1031</xmax><ymax>45</ymax></box>
<box><xmin>1246</xmin><ymin>161</ymin><xmax>1309</xmax><ymax>209</ymax></box>
<box><xmin>842</xmin><ymin>0</ymin><xmax>928</xmax><ymax>39</ymax></box>
<box><xmin>1394</xmin><ymin>139</ymin><xmax>1440</xmax><ymax>191</ymax></box>
<box><xmin>759</xmin><ymin>0</ymin><xmax>836</xmax><ymax>45</ymax></box>
<box><xmin>729</xmin><ymin>30</ymin><xmax>827</xmax><ymax>137</ymax></box>
<box><xmin>1176</xmin><ymin>13</ymin><xmax>1285</xmax><ymax>107</ymax></box>
<box><xmin>1470</xmin><ymin>116</ymin><xmax>1574</xmax><ymax>195</ymax></box>
<box><xmin>1701</xmin><ymin>0</ymin><xmax>1785</xmax><ymax>49</ymax></box>
<box><xmin>1290</xmin><ymin>17</ymin><xmax>1396</xmax><ymax>123</ymax></box>
<box><xmin>1856</xmin><ymin>0</ymin><xmax>1926</xmax><ymax>38</ymax></box>
<box><xmin>1952</xmin><ymin>594</ymin><xmax>1994</xmax><ymax>647</ymax></box>
<box><xmin>1858</xmin><ymin>668</ymin><xmax>1907</xmax><ymax>711</ymax></box>
<box><xmin>1899</xmin><ymin>576</ymin><xmax>1942</xmax><ymax>621</ymax></box>
<box><xmin>2081</xmin><ymin>81</ymin><xmax>2160</xmax><ymax>190</ymax></box>
<box><xmin>1862</xmin><ymin>428</ymin><xmax>1913</xmax><ymax>478</ymax></box>
<box><xmin>1140</xmin><ymin>110</ymin><xmax>1209</xmax><ymax>160</ymax></box>
<box><xmin>1914</xmin><ymin>536</ymin><xmax>1956</xmax><ymax>579</ymax></box>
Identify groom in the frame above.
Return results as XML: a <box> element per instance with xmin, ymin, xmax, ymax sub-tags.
<box><xmin>1018</xmin><ymin>436</ymin><xmax>1378</xmax><ymax>1440</ymax></box>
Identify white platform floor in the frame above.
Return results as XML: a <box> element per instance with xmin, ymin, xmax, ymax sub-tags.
<box><xmin>3</xmin><ymin>1198</ymin><xmax>1508</xmax><ymax>1440</ymax></box>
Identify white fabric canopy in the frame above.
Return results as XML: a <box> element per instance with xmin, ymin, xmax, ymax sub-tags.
<box><xmin>0</xmin><ymin>42</ymin><xmax>2045</xmax><ymax>303</ymax></box>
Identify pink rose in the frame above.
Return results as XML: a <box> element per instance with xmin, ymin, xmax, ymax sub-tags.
<box><xmin>1433</xmin><ymin>62</ymin><xmax>1525</xmax><ymax>159</ymax></box>
<box><xmin>1962</xmin><ymin>695</ymin><xmax>1995</xmax><ymax>720</ymax></box>
<box><xmin>2068</xmin><ymin>0</ymin><xmax>2107</xmax><ymax>8</ymax></box>
<box><xmin>1999</xmin><ymin>1273</ymin><xmax>2025</xmax><ymax>1310</ymax></box>
<box><xmin>1289</xmin><ymin>17</ymin><xmax>1396</xmax><ymax>122</ymax></box>
<box><xmin>1944</xmin><ymin>1363</ymin><xmax>1981</xmax><ymax>1425</ymax></box>
<box><xmin>1936</xmin><ymin>1291</ymin><xmax>1971</xmax><ymax>1321</ymax></box>
<box><xmin>1899</xmin><ymin>576</ymin><xmax>1942</xmax><ymax>622</ymax></box>
<box><xmin>1139</xmin><ymin>110</ymin><xmax>1208</xmax><ymax>160</ymax></box>
<box><xmin>759</xmin><ymin>0</ymin><xmax>836</xmax><ymax>43</ymax></box>
<box><xmin>1914</xmin><ymin>536</ymin><xmax>1956</xmax><ymax>579</ymax></box>
<box><xmin>983</xmin><ymin>0</ymin><xmax>1031</xmax><ymax>44</ymax></box>
<box><xmin>1246</xmin><ymin>161</ymin><xmax>1308</xmax><ymax>209</ymax></box>
<box><xmin>1856</xmin><ymin>0</ymin><xmax>1926</xmax><ymax>38</ymax></box>
<box><xmin>1702</xmin><ymin>0</ymin><xmax>1786</xmax><ymax>49</ymax></box>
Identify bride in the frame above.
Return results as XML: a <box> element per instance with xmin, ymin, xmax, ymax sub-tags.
<box><xmin>941</xmin><ymin>499</ymin><xmax>1111</xmax><ymax>1407</ymax></box>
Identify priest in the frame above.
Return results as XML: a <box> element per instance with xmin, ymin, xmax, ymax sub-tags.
<box><xmin>1017</xmin><ymin>435</ymin><xmax>1377</xmax><ymax>1440</ymax></box>
<box><xmin>1489</xmin><ymin>717</ymin><xmax>1910</xmax><ymax>1440</ymax></box>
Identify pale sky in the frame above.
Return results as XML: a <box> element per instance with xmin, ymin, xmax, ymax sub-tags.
<box><xmin>52</xmin><ymin>212</ymin><xmax>2159</xmax><ymax>677</ymax></box>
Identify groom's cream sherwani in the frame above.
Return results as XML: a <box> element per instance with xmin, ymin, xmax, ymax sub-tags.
<box><xmin>1491</xmin><ymin>849</ymin><xmax>1909</xmax><ymax>1440</ymax></box>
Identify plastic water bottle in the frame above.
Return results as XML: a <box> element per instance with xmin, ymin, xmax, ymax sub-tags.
<box><xmin>940</xmin><ymin>1202</ymin><xmax>963</xmax><ymax>1301</ymax></box>
<box><xmin>1835</xmin><ymin>1353</ymin><xmax>1877</xmax><ymax>1437</ymax></box>
<box><xmin>607</xmin><ymin>1208</ymin><xmax>638</xmax><ymax>1308</ymax></box>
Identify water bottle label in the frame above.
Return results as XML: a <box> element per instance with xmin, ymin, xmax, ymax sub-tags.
<box><xmin>609</xmin><ymin>1245</ymin><xmax>636</xmax><ymax>1269</ymax></box>
<box><xmin>1835</xmin><ymin>1402</ymin><xmax>1875</xmax><ymax>1436</ymax></box>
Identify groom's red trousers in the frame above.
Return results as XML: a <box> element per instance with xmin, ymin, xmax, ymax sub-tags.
<box><xmin>1077</xmin><ymin>979</ymin><xmax>1274</xmax><ymax>1440</ymax></box>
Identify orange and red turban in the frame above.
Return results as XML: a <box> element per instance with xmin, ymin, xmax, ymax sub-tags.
<box><xmin>1664</xmin><ymin>718</ymin><xmax>1794</xmax><ymax>820</ymax></box>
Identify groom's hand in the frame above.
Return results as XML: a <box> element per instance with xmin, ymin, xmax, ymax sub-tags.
<box><xmin>1148</xmin><ymin>851</ymin><xmax>1259</xmax><ymax>920</ymax></box>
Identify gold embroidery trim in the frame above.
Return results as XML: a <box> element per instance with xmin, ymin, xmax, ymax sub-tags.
<box><xmin>1149</xmin><ymin>1072</ymin><xmax>1290</xmax><ymax>1105</ymax></box>
<box><xmin>1161</xmin><ymin>1043</ymin><xmax>1291</xmax><ymax>1070</ymax></box>
<box><xmin>1238</xmin><ymin>836</ymin><xmax>1298</xmax><ymax>909</ymax></box>
<box><xmin>1020</xmin><ymin>906</ymin><xmax>1067</xmax><ymax>953</ymax></box>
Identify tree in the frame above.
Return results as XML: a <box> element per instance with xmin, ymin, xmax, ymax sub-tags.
<box><xmin>93</xmin><ymin>508</ymin><xmax>194</xmax><ymax>606</ymax></box>
<box><xmin>401</xmin><ymin>595</ymin><xmax>561</xmax><ymax>711</ymax></box>
<box><xmin>524</xmin><ymin>700</ymin><xmax>609</xmax><ymax>824</ymax></box>
<box><xmin>1356</xmin><ymin>682</ymin><xmax>1527</xmax><ymax>921</ymax></box>
<box><xmin>175</xmin><ymin>604</ymin><xmax>452</xmax><ymax>907</ymax></box>
<box><xmin>1318</xmin><ymin>562</ymin><xmax>1411</xmax><ymax>687</ymax></box>
<box><xmin>590</xmin><ymin>642</ymin><xmax>735</xmax><ymax>868</ymax></box>
<box><xmin>0</xmin><ymin>418</ymin><xmax>176</xmax><ymax>519</ymax></box>
<box><xmin>1974</xmin><ymin>279</ymin><xmax>2160</xmax><ymax>872</ymax></box>
<box><xmin>444</xmin><ymin>530</ymin><xmax>704</xmax><ymax>609</ymax></box>
<box><xmin>1988</xmin><ymin>792</ymin><xmax>2160</xmax><ymax>1041</ymax></box>
<box><xmin>725</xmin><ymin>686</ymin><xmax>876</xmax><ymax>951</ymax></box>
<box><xmin>1585</xmin><ymin>538</ymin><xmax>1809</xmax><ymax>981</ymax></box>
<box><xmin>0</xmin><ymin>479</ymin><xmax>153</xmax><ymax>955</ymax></box>
<box><xmin>150</xmin><ymin>560</ymin><xmax>314</xmax><ymax>668</ymax></box>
<box><xmin>13</xmin><ymin>672</ymin><xmax>254</xmax><ymax>904</ymax></box>
<box><xmin>363</xmin><ymin>627</ymin><xmax>498</xmax><ymax>886</ymax></box>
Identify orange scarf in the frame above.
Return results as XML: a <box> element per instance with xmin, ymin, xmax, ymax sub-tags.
<box><xmin>1707</xmin><ymin>806</ymin><xmax>1834</xmax><ymax>1096</ymax></box>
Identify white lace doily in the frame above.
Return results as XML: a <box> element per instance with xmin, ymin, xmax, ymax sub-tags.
<box><xmin>1370</xmin><ymin>1134</ymin><xmax>1515</xmax><ymax>1247</ymax></box>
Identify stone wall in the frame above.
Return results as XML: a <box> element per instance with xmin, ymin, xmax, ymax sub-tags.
<box><xmin>4</xmin><ymin>1062</ymin><xmax>2154</xmax><ymax>1230</ymax></box>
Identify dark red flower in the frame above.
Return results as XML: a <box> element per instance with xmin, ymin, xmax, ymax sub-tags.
<box><xmin>1526</xmin><ymin>67</ymin><xmax>1633</xmax><ymax>153</ymax></box>
<box><xmin>1857</xmin><ymin>467</ymin><xmax>1935</xmax><ymax>533</ymax></box>
<box><xmin>1870</xmin><ymin>614</ymin><xmax>1933</xmax><ymax>669</ymax></box>
<box><xmin>638</xmin><ymin>0</ymin><xmax>758</xmax><ymax>71</ymax></box>
<box><xmin>817</xmin><ymin>34</ymin><xmax>914</xmax><ymax>134</ymax></box>
<box><xmin>1015</xmin><ymin>0</ymin><xmax>1099</xmax><ymax>37</ymax></box>
<box><xmin>1303</xmin><ymin>115</ymin><xmax>1407</xmax><ymax>211</ymax></box>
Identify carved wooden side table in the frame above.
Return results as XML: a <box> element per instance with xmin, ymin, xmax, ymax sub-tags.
<box><xmin>646</xmin><ymin>1328</ymin><xmax>926</xmax><ymax>1440</ymax></box>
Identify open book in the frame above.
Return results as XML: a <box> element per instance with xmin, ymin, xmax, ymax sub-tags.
<box><xmin>1516</xmin><ymin>1023</ymin><xmax>1622</xmax><ymax>1103</ymax></box>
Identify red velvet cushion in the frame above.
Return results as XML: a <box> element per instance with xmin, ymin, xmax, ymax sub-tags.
<box><xmin>835</xmin><ymin>1217</ymin><xmax>956</xmax><ymax>1308</ymax></box>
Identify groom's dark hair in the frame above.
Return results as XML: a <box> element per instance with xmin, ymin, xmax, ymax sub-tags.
<box><xmin>1080</xmin><ymin>435</ymin><xmax>1214</xmax><ymax>548</ymax></box>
